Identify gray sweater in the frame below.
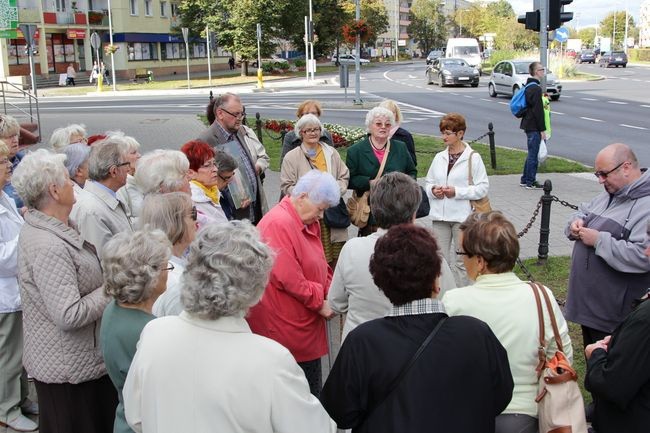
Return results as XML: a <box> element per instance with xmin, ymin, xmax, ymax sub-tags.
<box><xmin>18</xmin><ymin>209</ymin><xmax>109</xmax><ymax>383</ymax></box>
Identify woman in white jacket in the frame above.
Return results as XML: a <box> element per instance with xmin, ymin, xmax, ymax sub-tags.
<box><xmin>425</xmin><ymin>113</ymin><xmax>488</xmax><ymax>286</ymax></box>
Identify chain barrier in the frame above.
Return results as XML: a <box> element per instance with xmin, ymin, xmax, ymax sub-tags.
<box><xmin>263</xmin><ymin>127</ymin><xmax>285</xmax><ymax>141</ymax></box>
<box><xmin>415</xmin><ymin>131</ymin><xmax>491</xmax><ymax>156</ymax></box>
<box><xmin>550</xmin><ymin>195</ymin><xmax>579</xmax><ymax>210</ymax></box>
<box><xmin>517</xmin><ymin>198</ymin><xmax>543</xmax><ymax>239</ymax></box>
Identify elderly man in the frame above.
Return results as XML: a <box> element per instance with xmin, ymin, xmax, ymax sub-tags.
<box><xmin>565</xmin><ymin>142</ymin><xmax>650</xmax><ymax>349</ymax></box>
<box><xmin>70</xmin><ymin>138</ymin><xmax>133</xmax><ymax>256</ymax></box>
<box><xmin>197</xmin><ymin>92</ymin><xmax>269</xmax><ymax>224</ymax></box>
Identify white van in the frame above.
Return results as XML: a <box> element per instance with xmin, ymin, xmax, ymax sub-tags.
<box><xmin>446</xmin><ymin>38</ymin><xmax>482</xmax><ymax>73</ymax></box>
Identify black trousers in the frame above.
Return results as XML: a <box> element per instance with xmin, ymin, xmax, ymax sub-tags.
<box><xmin>34</xmin><ymin>375</ymin><xmax>117</xmax><ymax>433</ymax></box>
<box><xmin>298</xmin><ymin>358</ymin><xmax>322</xmax><ymax>398</ymax></box>
<box><xmin>581</xmin><ymin>325</ymin><xmax>609</xmax><ymax>350</ymax></box>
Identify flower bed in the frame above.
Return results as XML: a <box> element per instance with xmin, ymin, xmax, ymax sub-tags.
<box><xmin>264</xmin><ymin>119</ymin><xmax>366</xmax><ymax>148</ymax></box>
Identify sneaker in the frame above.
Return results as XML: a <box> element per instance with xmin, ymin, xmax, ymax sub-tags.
<box><xmin>519</xmin><ymin>182</ymin><xmax>527</xmax><ymax>187</ymax></box>
<box><xmin>21</xmin><ymin>399</ymin><xmax>39</xmax><ymax>416</ymax></box>
<box><xmin>0</xmin><ymin>414</ymin><xmax>38</xmax><ymax>432</ymax></box>
<box><xmin>525</xmin><ymin>181</ymin><xmax>544</xmax><ymax>190</ymax></box>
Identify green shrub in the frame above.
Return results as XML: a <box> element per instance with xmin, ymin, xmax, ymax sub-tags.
<box><xmin>549</xmin><ymin>57</ymin><xmax>578</xmax><ymax>78</ymax></box>
<box><xmin>276</xmin><ymin>61</ymin><xmax>290</xmax><ymax>70</ymax></box>
<box><xmin>262</xmin><ymin>63</ymin><xmax>274</xmax><ymax>73</ymax></box>
<box><xmin>294</xmin><ymin>58</ymin><xmax>306</xmax><ymax>67</ymax></box>
<box><xmin>628</xmin><ymin>48</ymin><xmax>650</xmax><ymax>62</ymax></box>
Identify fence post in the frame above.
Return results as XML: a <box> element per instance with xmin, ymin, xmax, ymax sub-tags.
<box><xmin>255</xmin><ymin>112</ymin><xmax>263</xmax><ymax>145</ymax></box>
<box><xmin>487</xmin><ymin>122</ymin><xmax>497</xmax><ymax>170</ymax></box>
<box><xmin>537</xmin><ymin>180</ymin><xmax>553</xmax><ymax>264</ymax></box>
<box><xmin>209</xmin><ymin>90</ymin><xmax>213</xmax><ymax>101</ymax></box>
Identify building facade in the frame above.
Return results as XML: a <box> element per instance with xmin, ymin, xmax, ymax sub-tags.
<box><xmin>640</xmin><ymin>0</ymin><xmax>650</xmax><ymax>48</ymax></box>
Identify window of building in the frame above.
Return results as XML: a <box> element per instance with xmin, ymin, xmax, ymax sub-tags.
<box><xmin>144</xmin><ymin>0</ymin><xmax>152</xmax><ymax>16</ymax></box>
<box><xmin>161</xmin><ymin>42</ymin><xmax>207</xmax><ymax>60</ymax></box>
<box><xmin>127</xmin><ymin>42</ymin><xmax>159</xmax><ymax>61</ymax></box>
<box><xmin>170</xmin><ymin>2</ymin><xmax>178</xmax><ymax>16</ymax></box>
<box><xmin>130</xmin><ymin>0</ymin><xmax>138</xmax><ymax>15</ymax></box>
<box><xmin>160</xmin><ymin>1</ymin><xmax>167</xmax><ymax>17</ymax></box>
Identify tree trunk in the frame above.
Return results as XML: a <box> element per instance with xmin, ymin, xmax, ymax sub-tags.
<box><xmin>241</xmin><ymin>61</ymin><xmax>249</xmax><ymax>76</ymax></box>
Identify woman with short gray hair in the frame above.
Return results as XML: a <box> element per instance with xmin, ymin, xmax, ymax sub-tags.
<box><xmin>122</xmin><ymin>222</ymin><xmax>336</xmax><ymax>433</ymax></box>
<box><xmin>346</xmin><ymin>105</ymin><xmax>417</xmax><ymax>236</ymax></box>
<box><xmin>61</xmin><ymin>143</ymin><xmax>91</xmax><ymax>198</ymax></box>
<box><xmin>99</xmin><ymin>229</ymin><xmax>172</xmax><ymax>433</ymax></box>
<box><xmin>248</xmin><ymin>170</ymin><xmax>339</xmax><ymax>398</ymax></box>
<box><xmin>13</xmin><ymin>149</ymin><xmax>117</xmax><ymax>433</ymax></box>
<box><xmin>49</xmin><ymin>124</ymin><xmax>87</xmax><ymax>151</ymax></box>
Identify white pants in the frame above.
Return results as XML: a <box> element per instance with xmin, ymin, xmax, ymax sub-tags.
<box><xmin>431</xmin><ymin>220</ymin><xmax>469</xmax><ymax>287</ymax></box>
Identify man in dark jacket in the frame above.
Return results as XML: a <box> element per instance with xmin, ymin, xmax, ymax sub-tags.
<box><xmin>519</xmin><ymin>61</ymin><xmax>547</xmax><ymax>189</ymax></box>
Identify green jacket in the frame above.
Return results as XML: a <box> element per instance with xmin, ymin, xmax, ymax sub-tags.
<box><xmin>346</xmin><ymin>136</ymin><xmax>417</xmax><ymax>193</ymax></box>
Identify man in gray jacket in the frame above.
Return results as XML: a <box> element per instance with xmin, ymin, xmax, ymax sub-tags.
<box><xmin>70</xmin><ymin>138</ymin><xmax>133</xmax><ymax>256</ymax></box>
<box><xmin>565</xmin><ymin>142</ymin><xmax>650</xmax><ymax>348</ymax></box>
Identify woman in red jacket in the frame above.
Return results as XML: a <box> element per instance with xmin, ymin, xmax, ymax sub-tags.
<box><xmin>247</xmin><ymin>170</ymin><xmax>340</xmax><ymax>397</ymax></box>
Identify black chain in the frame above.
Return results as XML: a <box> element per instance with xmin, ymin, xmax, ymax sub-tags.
<box><xmin>263</xmin><ymin>128</ymin><xmax>285</xmax><ymax>141</ymax></box>
<box><xmin>516</xmin><ymin>257</ymin><xmax>535</xmax><ymax>282</ymax></box>
<box><xmin>416</xmin><ymin>131</ymin><xmax>491</xmax><ymax>156</ymax></box>
<box><xmin>550</xmin><ymin>195</ymin><xmax>579</xmax><ymax>210</ymax></box>
<box><xmin>517</xmin><ymin>197</ymin><xmax>543</xmax><ymax>239</ymax></box>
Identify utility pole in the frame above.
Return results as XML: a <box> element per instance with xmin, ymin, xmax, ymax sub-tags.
<box><xmin>354</xmin><ymin>0</ymin><xmax>362</xmax><ymax>104</ymax></box>
<box><xmin>394</xmin><ymin>0</ymin><xmax>399</xmax><ymax>61</ymax></box>
<box><xmin>539</xmin><ymin>0</ymin><xmax>548</xmax><ymax>92</ymax></box>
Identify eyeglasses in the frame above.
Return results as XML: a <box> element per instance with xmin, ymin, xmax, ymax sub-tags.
<box><xmin>455</xmin><ymin>250</ymin><xmax>470</xmax><ymax>256</ymax></box>
<box><xmin>115</xmin><ymin>162</ymin><xmax>131</xmax><ymax>168</ymax></box>
<box><xmin>302</xmin><ymin>127</ymin><xmax>321</xmax><ymax>135</ymax></box>
<box><xmin>218</xmin><ymin>172</ymin><xmax>234</xmax><ymax>182</ymax></box>
<box><xmin>535</xmin><ymin>68</ymin><xmax>546</xmax><ymax>72</ymax></box>
<box><xmin>441</xmin><ymin>130</ymin><xmax>458</xmax><ymax>136</ymax></box>
<box><xmin>373</xmin><ymin>122</ymin><xmax>391</xmax><ymax>128</ymax></box>
<box><xmin>162</xmin><ymin>263</ymin><xmax>175</xmax><ymax>272</ymax></box>
<box><xmin>190</xmin><ymin>206</ymin><xmax>197</xmax><ymax>221</ymax></box>
<box><xmin>0</xmin><ymin>158</ymin><xmax>10</xmax><ymax>165</ymax></box>
<box><xmin>594</xmin><ymin>161</ymin><xmax>627</xmax><ymax>179</ymax></box>
<box><xmin>220</xmin><ymin>107</ymin><xmax>246</xmax><ymax>119</ymax></box>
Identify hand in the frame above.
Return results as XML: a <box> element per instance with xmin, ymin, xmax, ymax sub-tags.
<box><xmin>442</xmin><ymin>186</ymin><xmax>456</xmax><ymax>198</ymax></box>
<box><xmin>541</xmin><ymin>131</ymin><xmax>547</xmax><ymax>141</ymax></box>
<box><xmin>585</xmin><ymin>335</ymin><xmax>611</xmax><ymax>359</ymax></box>
<box><xmin>569</xmin><ymin>218</ymin><xmax>584</xmax><ymax>239</ymax></box>
<box><xmin>318</xmin><ymin>302</ymin><xmax>335</xmax><ymax>320</ymax></box>
<box><xmin>431</xmin><ymin>186</ymin><xmax>445</xmax><ymax>199</ymax></box>
<box><xmin>255</xmin><ymin>164</ymin><xmax>263</xmax><ymax>175</ymax></box>
<box><xmin>578</xmin><ymin>227</ymin><xmax>599</xmax><ymax>247</ymax></box>
<box><xmin>240</xmin><ymin>198</ymin><xmax>252</xmax><ymax>209</ymax></box>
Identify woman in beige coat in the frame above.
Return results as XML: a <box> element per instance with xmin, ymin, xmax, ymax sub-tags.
<box><xmin>281</xmin><ymin>114</ymin><xmax>349</xmax><ymax>266</ymax></box>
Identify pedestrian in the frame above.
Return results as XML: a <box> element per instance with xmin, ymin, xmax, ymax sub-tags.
<box><xmin>66</xmin><ymin>63</ymin><xmax>76</xmax><ymax>86</ymax></box>
<box><xmin>101</xmin><ymin>61</ymin><xmax>111</xmax><ymax>85</ymax></box>
<box><xmin>90</xmin><ymin>61</ymin><xmax>99</xmax><ymax>84</ymax></box>
<box><xmin>228</xmin><ymin>56</ymin><xmax>235</xmax><ymax>70</ymax></box>
<box><xmin>519</xmin><ymin>61</ymin><xmax>546</xmax><ymax>189</ymax></box>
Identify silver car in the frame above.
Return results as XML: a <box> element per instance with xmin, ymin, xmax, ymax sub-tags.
<box><xmin>488</xmin><ymin>60</ymin><xmax>562</xmax><ymax>101</ymax></box>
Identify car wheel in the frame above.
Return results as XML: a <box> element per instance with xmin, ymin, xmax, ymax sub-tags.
<box><xmin>438</xmin><ymin>74</ymin><xmax>445</xmax><ymax>87</ymax></box>
<box><xmin>488</xmin><ymin>83</ymin><xmax>497</xmax><ymax>97</ymax></box>
<box><xmin>471</xmin><ymin>82</ymin><xmax>479</xmax><ymax>88</ymax></box>
<box><xmin>427</xmin><ymin>72</ymin><xmax>433</xmax><ymax>85</ymax></box>
<box><xmin>550</xmin><ymin>95</ymin><xmax>560</xmax><ymax>101</ymax></box>
<box><xmin>623</xmin><ymin>64</ymin><xmax>627</xmax><ymax>68</ymax></box>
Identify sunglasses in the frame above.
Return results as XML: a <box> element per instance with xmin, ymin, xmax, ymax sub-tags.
<box><xmin>594</xmin><ymin>161</ymin><xmax>626</xmax><ymax>179</ymax></box>
<box><xmin>191</xmin><ymin>206</ymin><xmax>197</xmax><ymax>221</ymax></box>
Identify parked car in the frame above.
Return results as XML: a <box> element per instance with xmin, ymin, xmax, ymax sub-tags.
<box><xmin>566</xmin><ymin>49</ymin><xmax>578</xmax><ymax>59</ymax></box>
<box><xmin>488</xmin><ymin>60</ymin><xmax>562</xmax><ymax>101</ymax></box>
<box><xmin>576</xmin><ymin>50</ymin><xmax>596</xmax><ymax>64</ymax></box>
<box><xmin>332</xmin><ymin>54</ymin><xmax>370</xmax><ymax>65</ymax></box>
<box><xmin>426</xmin><ymin>49</ymin><xmax>445</xmax><ymax>65</ymax></box>
<box><xmin>426</xmin><ymin>58</ymin><xmax>479</xmax><ymax>87</ymax></box>
<box><xmin>599</xmin><ymin>51</ymin><xmax>628</xmax><ymax>68</ymax></box>
<box><xmin>251</xmin><ymin>55</ymin><xmax>288</xmax><ymax>68</ymax></box>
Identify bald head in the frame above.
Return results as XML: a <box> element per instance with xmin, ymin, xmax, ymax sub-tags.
<box><xmin>594</xmin><ymin>143</ymin><xmax>641</xmax><ymax>193</ymax></box>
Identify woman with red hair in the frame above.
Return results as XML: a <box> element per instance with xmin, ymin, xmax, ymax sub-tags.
<box><xmin>181</xmin><ymin>140</ymin><xmax>228</xmax><ymax>228</ymax></box>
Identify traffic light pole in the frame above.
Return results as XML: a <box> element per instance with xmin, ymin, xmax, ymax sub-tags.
<box><xmin>539</xmin><ymin>0</ymin><xmax>548</xmax><ymax>93</ymax></box>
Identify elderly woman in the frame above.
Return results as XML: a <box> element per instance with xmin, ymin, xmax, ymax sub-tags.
<box><xmin>0</xmin><ymin>114</ymin><xmax>25</xmax><ymax>210</ymax></box>
<box><xmin>247</xmin><ymin>170</ymin><xmax>339</xmax><ymax>397</ymax></box>
<box><xmin>140</xmin><ymin>192</ymin><xmax>197</xmax><ymax>317</ymax></box>
<box><xmin>327</xmin><ymin>172</ymin><xmax>456</xmax><ymax>341</ymax></box>
<box><xmin>321</xmin><ymin>224</ymin><xmax>513</xmax><ymax>432</ymax></box>
<box><xmin>442</xmin><ymin>211</ymin><xmax>572</xmax><ymax>433</ymax></box>
<box><xmin>379</xmin><ymin>100</ymin><xmax>416</xmax><ymax>166</ymax></box>
<box><xmin>213</xmin><ymin>150</ymin><xmax>238</xmax><ymax>220</ymax></box>
<box><xmin>110</xmin><ymin>133</ymin><xmax>141</xmax><ymax>221</ymax></box>
<box><xmin>61</xmin><ymin>143</ymin><xmax>91</xmax><ymax>197</ymax></box>
<box><xmin>13</xmin><ymin>149</ymin><xmax>116</xmax><ymax>433</ymax></box>
<box><xmin>346</xmin><ymin>106</ymin><xmax>417</xmax><ymax>236</ymax></box>
<box><xmin>425</xmin><ymin>112</ymin><xmax>489</xmax><ymax>286</ymax></box>
<box><xmin>49</xmin><ymin>124</ymin><xmax>88</xmax><ymax>151</ymax></box>
<box><xmin>181</xmin><ymin>140</ymin><xmax>228</xmax><ymax>227</ymax></box>
<box><xmin>122</xmin><ymin>222</ymin><xmax>336</xmax><ymax>433</ymax></box>
<box><xmin>281</xmin><ymin>113</ymin><xmax>349</xmax><ymax>266</ymax></box>
<box><xmin>280</xmin><ymin>100</ymin><xmax>334</xmax><ymax>165</ymax></box>
<box><xmin>0</xmin><ymin>142</ymin><xmax>38</xmax><ymax>432</ymax></box>
<box><xmin>99</xmin><ymin>229</ymin><xmax>172</xmax><ymax>433</ymax></box>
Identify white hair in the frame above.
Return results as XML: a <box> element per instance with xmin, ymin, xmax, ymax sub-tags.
<box><xmin>290</xmin><ymin>169</ymin><xmax>340</xmax><ymax>206</ymax></box>
<box><xmin>49</xmin><ymin>124</ymin><xmax>87</xmax><ymax>151</ymax></box>
<box><xmin>364</xmin><ymin>106</ymin><xmax>395</xmax><ymax>132</ymax></box>
<box><xmin>106</xmin><ymin>130</ymin><xmax>141</xmax><ymax>153</ymax></box>
<box><xmin>294</xmin><ymin>114</ymin><xmax>323</xmax><ymax>136</ymax></box>
<box><xmin>61</xmin><ymin>143</ymin><xmax>91</xmax><ymax>178</ymax></box>
<box><xmin>134</xmin><ymin>150</ymin><xmax>190</xmax><ymax>194</ymax></box>
<box><xmin>12</xmin><ymin>149</ymin><xmax>68</xmax><ymax>209</ymax></box>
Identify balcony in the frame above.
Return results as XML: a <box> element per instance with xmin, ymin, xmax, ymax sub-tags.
<box><xmin>88</xmin><ymin>9</ymin><xmax>109</xmax><ymax>26</ymax></box>
<box><xmin>43</xmin><ymin>11</ymin><xmax>87</xmax><ymax>24</ymax></box>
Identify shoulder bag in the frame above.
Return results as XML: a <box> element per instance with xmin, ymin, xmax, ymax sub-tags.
<box><xmin>467</xmin><ymin>150</ymin><xmax>492</xmax><ymax>213</ymax></box>
<box><xmin>529</xmin><ymin>282</ymin><xmax>587</xmax><ymax>433</ymax></box>
<box><xmin>347</xmin><ymin>141</ymin><xmax>390</xmax><ymax>229</ymax></box>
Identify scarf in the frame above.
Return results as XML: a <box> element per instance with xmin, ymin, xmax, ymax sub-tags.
<box><xmin>191</xmin><ymin>180</ymin><xmax>220</xmax><ymax>204</ymax></box>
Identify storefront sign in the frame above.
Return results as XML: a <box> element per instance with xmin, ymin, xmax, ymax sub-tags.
<box><xmin>67</xmin><ymin>29</ymin><xmax>86</xmax><ymax>39</ymax></box>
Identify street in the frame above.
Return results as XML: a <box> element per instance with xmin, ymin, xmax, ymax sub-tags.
<box><xmin>24</xmin><ymin>60</ymin><xmax>650</xmax><ymax>166</ymax></box>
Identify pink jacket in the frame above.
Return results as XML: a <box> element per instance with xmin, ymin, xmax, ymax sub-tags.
<box><xmin>247</xmin><ymin>197</ymin><xmax>332</xmax><ymax>362</ymax></box>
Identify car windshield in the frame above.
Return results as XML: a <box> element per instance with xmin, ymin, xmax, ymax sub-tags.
<box><xmin>513</xmin><ymin>63</ymin><xmax>530</xmax><ymax>74</ymax></box>
<box><xmin>442</xmin><ymin>59</ymin><xmax>467</xmax><ymax>67</ymax></box>
<box><xmin>452</xmin><ymin>46</ymin><xmax>479</xmax><ymax>56</ymax></box>
<box><xmin>612</xmin><ymin>51</ymin><xmax>625</xmax><ymax>56</ymax></box>
<box><xmin>428</xmin><ymin>51</ymin><xmax>442</xmax><ymax>58</ymax></box>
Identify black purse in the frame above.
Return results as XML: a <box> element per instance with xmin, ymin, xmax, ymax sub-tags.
<box><xmin>324</xmin><ymin>198</ymin><xmax>351</xmax><ymax>229</ymax></box>
<box><xmin>416</xmin><ymin>186</ymin><xmax>430</xmax><ymax>219</ymax></box>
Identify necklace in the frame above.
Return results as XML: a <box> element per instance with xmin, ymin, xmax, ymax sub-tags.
<box><xmin>370</xmin><ymin>136</ymin><xmax>387</xmax><ymax>151</ymax></box>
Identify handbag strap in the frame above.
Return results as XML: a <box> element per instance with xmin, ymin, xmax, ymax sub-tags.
<box><xmin>468</xmin><ymin>148</ymin><xmax>477</xmax><ymax>186</ymax></box>
<box><xmin>373</xmin><ymin>139</ymin><xmax>391</xmax><ymax>181</ymax></box>
<box><xmin>528</xmin><ymin>282</ymin><xmax>564</xmax><ymax>378</ymax></box>
<box><xmin>361</xmin><ymin>316</ymin><xmax>447</xmax><ymax>425</ymax></box>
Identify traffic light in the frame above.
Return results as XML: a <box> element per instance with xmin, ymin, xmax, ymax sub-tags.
<box><xmin>548</xmin><ymin>0</ymin><xmax>573</xmax><ymax>31</ymax></box>
<box><xmin>517</xmin><ymin>10</ymin><xmax>540</xmax><ymax>32</ymax></box>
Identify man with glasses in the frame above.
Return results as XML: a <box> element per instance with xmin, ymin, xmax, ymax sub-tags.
<box><xmin>565</xmin><ymin>143</ymin><xmax>650</xmax><ymax>353</ymax></box>
<box><xmin>70</xmin><ymin>138</ymin><xmax>133</xmax><ymax>256</ymax></box>
<box><xmin>197</xmin><ymin>92</ymin><xmax>269</xmax><ymax>224</ymax></box>
<box><xmin>519</xmin><ymin>61</ymin><xmax>547</xmax><ymax>190</ymax></box>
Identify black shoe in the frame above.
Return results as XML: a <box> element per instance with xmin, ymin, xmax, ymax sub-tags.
<box><xmin>525</xmin><ymin>181</ymin><xmax>544</xmax><ymax>190</ymax></box>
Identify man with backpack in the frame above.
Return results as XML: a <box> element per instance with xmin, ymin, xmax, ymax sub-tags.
<box><xmin>519</xmin><ymin>61</ymin><xmax>546</xmax><ymax>189</ymax></box>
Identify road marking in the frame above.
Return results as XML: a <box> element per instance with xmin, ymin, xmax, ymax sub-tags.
<box><xmin>463</xmin><ymin>95</ymin><xmax>473</xmax><ymax>98</ymax></box>
<box><xmin>394</xmin><ymin>100</ymin><xmax>446</xmax><ymax>116</ymax></box>
<box><xmin>620</xmin><ymin>124</ymin><xmax>648</xmax><ymax>130</ymax></box>
<box><xmin>480</xmin><ymin>98</ymin><xmax>492</xmax><ymax>102</ymax></box>
<box><xmin>581</xmin><ymin>97</ymin><xmax>598</xmax><ymax>101</ymax></box>
<box><xmin>551</xmin><ymin>111</ymin><xmax>564</xmax><ymax>115</ymax></box>
<box><xmin>450</xmin><ymin>93</ymin><xmax>459</xmax><ymax>96</ymax></box>
<box><xmin>497</xmin><ymin>101</ymin><xmax>508</xmax><ymax>105</ymax></box>
<box><xmin>641</xmin><ymin>105</ymin><xmax>650</xmax><ymax>108</ymax></box>
<box><xmin>607</xmin><ymin>101</ymin><xmax>627</xmax><ymax>105</ymax></box>
<box><xmin>580</xmin><ymin>117</ymin><xmax>603</xmax><ymax>122</ymax></box>
<box><xmin>408</xmin><ymin>75</ymin><xmax>418</xmax><ymax>79</ymax></box>
<box><xmin>561</xmin><ymin>95</ymin><xmax>573</xmax><ymax>98</ymax></box>
<box><xmin>632</xmin><ymin>79</ymin><xmax>642</xmax><ymax>82</ymax></box>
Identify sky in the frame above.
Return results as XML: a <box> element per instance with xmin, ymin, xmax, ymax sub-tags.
<box><xmin>504</xmin><ymin>0</ymin><xmax>644</xmax><ymax>28</ymax></box>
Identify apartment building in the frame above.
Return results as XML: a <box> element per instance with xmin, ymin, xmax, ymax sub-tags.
<box><xmin>640</xmin><ymin>0</ymin><xmax>650</xmax><ymax>48</ymax></box>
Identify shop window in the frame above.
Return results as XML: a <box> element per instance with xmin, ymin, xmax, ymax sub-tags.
<box><xmin>161</xmin><ymin>42</ymin><xmax>207</xmax><ymax>60</ymax></box>
<box><xmin>128</xmin><ymin>42</ymin><xmax>159</xmax><ymax>61</ymax></box>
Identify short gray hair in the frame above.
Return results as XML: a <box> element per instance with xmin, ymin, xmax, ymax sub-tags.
<box><xmin>49</xmin><ymin>124</ymin><xmax>87</xmax><ymax>151</ymax></box>
<box><xmin>140</xmin><ymin>192</ymin><xmax>193</xmax><ymax>246</ymax></box>
<box><xmin>181</xmin><ymin>221</ymin><xmax>274</xmax><ymax>320</ymax></box>
<box><xmin>215</xmin><ymin>150</ymin><xmax>238</xmax><ymax>173</ymax></box>
<box><xmin>61</xmin><ymin>143</ymin><xmax>91</xmax><ymax>178</ymax></box>
<box><xmin>12</xmin><ymin>149</ymin><xmax>68</xmax><ymax>209</ymax></box>
<box><xmin>88</xmin><ymin>138</ymin><xmax>125</xmax><ymax>181</ymax></box>
<box><xmin>213</xmin><ymin>92</ymin><xmax>240</xmax><ymax>111</ymax></box>
<box><xmin>134</xmin><ymin>150</ymin><xmax>190</xmax><ymax>194</ymax></box>
<box><xmin>106</xmin><ymin>130</ymin><xmax>141</xmax><ymax>153</ymax></box>
<box><xmin>365</xmin><ymin>106</ymin><xmax>395</xmax><ymax>132</ymax></box>
<box><xmin>371</xmin><ymin>172</ymin><xmax>421</xmax><ymax>228</ymax></box>
<box><xmin>290</xmin><ymin>169</ymin><xmax>340</xmax><ymax>206</ymax></box>
<box><xmin>102</xmin><ymin>229</ymin><xmax>172</xmax><ymax>304</ymax></box>
<box><xmin>294</xmin><ymin>114</ymin><xmax>323</xmax><ymax>136</ymax></box>
<box><xmin>0</xmin><ymin>114</ymin><xmax>20</xmax><ymax>139</ymax></box>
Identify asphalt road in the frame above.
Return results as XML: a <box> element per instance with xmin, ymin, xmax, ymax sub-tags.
<box><xmin>22</xmin><ymin>60</ymin><xmax>650</xmax><ymax>165</ymax></box>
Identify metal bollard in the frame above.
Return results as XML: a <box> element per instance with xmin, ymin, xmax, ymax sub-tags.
<box><xmin>537</xmin><ymin>180</ymin><xmax>553</xmax><ymax>264</ymax></box>
<box><xmin>209</xmin><ymin>90</ymin><xmax>213</xmax><ymax>101</ymax></box>
<box><xmin>487</xmin><ymin>122</ymin><xmax>497</xmax><ymax>170</ymax></box>
<box><xmin>255</xmin><ymin>112</ymin><xmax>263</xmax><ymax>145</ymax></box>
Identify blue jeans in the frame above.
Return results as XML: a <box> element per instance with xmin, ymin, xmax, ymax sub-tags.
<box><xmin>521</xmin><ymin>131</ymin><xmax>541</xmax><ymax>186</ymax></box>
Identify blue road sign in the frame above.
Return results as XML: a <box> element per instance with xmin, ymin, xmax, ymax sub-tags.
<box><xmin>555</xmin><ymin>27</ymin><xmax>569</xmax><ymax>42</ymax></box>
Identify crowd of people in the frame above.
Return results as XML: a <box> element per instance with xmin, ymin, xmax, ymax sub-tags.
<box><xmin>0</xmin><ymin>78</ymin><xmax>648</xmax><ymax>433</ymax></box>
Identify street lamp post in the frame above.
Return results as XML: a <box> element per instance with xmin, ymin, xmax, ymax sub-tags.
<box><xmin>107</xmin><ymin>0</ymin><xmax>116</xmax><ymax>91</ymax></box>
<box><xmin>354</xmin><ymin>0</ymin><xmax>361</xmax><ymax>104</ymax></box>
<box><xmin>394</xmin><ymin>0</ymin><xmax>399</xmax><ymax>61</ymax></box>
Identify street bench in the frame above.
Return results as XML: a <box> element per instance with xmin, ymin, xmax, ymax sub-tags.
<box><xmin>132</xmin><ymin>68</ymin><xmax>153</xmax><ymax>83</ymax></box>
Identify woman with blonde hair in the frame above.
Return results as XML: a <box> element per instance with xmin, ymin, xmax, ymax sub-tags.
<box><xmin>379</xmin><ymin>100</ymin><xmax>417</xmax><ymax>166</ymax></box>
<box><xmin>280</xmin><ymin>100</ymin><xmax>334</xmax><ymax>166</ymax></box>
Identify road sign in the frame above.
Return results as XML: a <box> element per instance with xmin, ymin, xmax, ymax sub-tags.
<box><xmin>555</xmin><ymin>27</ymin><xmax>569</xmax><ymax>43</ymax></box>
<box><xmin>18</xmin><ymin>24</ymin><xmax>37</xmax><ymax>48</ymax></box>
<box><xmin>90</xmin><ymin>32</ymin><xmax>101</xmax><ymax>49</ymax></box>
<box><xmin>181</xmin><ymin>27</ymin><xmax>189</xmax><ymax>44</ymax></box>
<box><xmin>256</xmin><ymin>23</ymin><xmax>261</xmax><ymax>41</ymax></box>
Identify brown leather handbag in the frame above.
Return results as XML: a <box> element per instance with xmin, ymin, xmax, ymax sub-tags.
<box><xmin>467</xmin><ymin>150</ymin><xmax>492</xmax><ymax>213</ymax></box>
<box><xmin>347</xmin><ymin>141</ymin><xmax>390</xmax><ymax>228</ymax></box>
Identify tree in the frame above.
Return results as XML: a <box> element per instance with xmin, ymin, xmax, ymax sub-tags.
<box><xmin>577</xmin><ymin>28</ymin><xmax>597</xmax><ymax>48</ymax></box>
<box><xmin>485</xmin><ymin>0</ymin><xmax>513</xmax><ymax>18</ymax></box>
<box><xmin>494</xmin><ymin>17</ymin><xmax>538</xmax><ymax>50</ymax></box>
<box><xmin>599</xmin><ymin>11</ymin><xmax>636</xmax><ymax>49</ymax></box>
<box><xmin>408</xmin><ymin>0</ymin><xmax>446</xmax><ymax>53</ymax></box>
<box><xmin>341</xmin><ymin>0</ymin><xmax>389</xmax><ymax>46</ymax></box>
